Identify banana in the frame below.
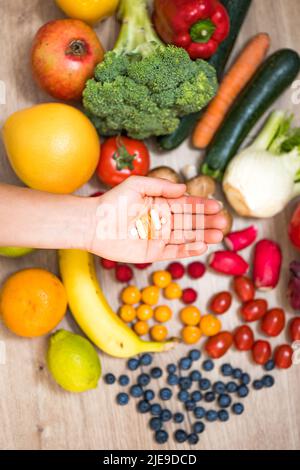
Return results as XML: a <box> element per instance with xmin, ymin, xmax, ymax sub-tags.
<box><xmin>58</xmin><ymin>250</ymin><xmax>179</xmax><ymax>358</ymax></box>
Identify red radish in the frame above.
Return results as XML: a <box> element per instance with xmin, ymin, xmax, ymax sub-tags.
<box><xmin>134</xmin><ymin>263</ymin><xmax>152</xmax><ymax>270</ymax></box>
<box><xmin>115</xmin><ymin>265</ymin><xmax>133</xmax><ymax>283</ymax></box>
<box><xmin>101</xmin><ymin>258</ymin><xmax>117</xmax><ymax>269</ymax></box>
<box><xmin>182</xmin><ymin>288</ymin><xmax>198</xmax><ymax>304</ymax></box>
<box><xmin>187</xmin><ymin>261</ymin><xmax>206</xmax><ymax>279</ymax></box>
<box><xmin>233</xmin><ymin>276</ymin><xmax>255</xmax><ymax>302</ymax></box>
<box><xmin>167</xmin><ymin>262</ymin><xmax>185</xmax><ymax>280</ymax></box>
<box><xmin>205</xmin><ymin>331</ymin><xmax>233</xmax><ymax>359</ymax></box>
<box><xmin>209</xmin><ymin>251</ymin><xmax>249</xmax><ymax>276</ymax></box>
<box><xmin>253</xmin><ymin>239</ymin><xmax>282</xmax><ymax>291</ymax></box>
<box><xmin>288</xmin><ymin>203</ymin><xmax>300</xmax><ymax>250</ymax></box>
<box><xmin>240</xmin><ymin>299</ymin><xmax>268</xmax><ymax>322</ymax></box>
<box><xmin>274</xmin><ymin>344</ymin><xmax>293</xmax><ymax>369</ymax></box>
<box><xmin>233</xmin><ymin>325</ymin><xmax>254</xmax><ymax>351</ymax></box>
<box><xmin>252</xmin><ymin>340</ymin><xmax>271</xmax><ymax>365</ymax></box>
<box><xmin>290</xmin><ymin>317</ymin><xmax>300</xmax><ymax>341</ymax></box>
<box><xmin>225</xmin><ymin>225</ymin><xmax>257</xmax><ymax>251</ymax></box>
<box><xmin>261</xmin><ymin>308</ymin><xmax>285</xmax><ymax>337</ymax></box>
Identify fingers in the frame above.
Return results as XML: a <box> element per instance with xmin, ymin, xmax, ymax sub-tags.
<box><xmin>171</xmin><ymin>212</ymin><xmax>228</xmax><ymax>231</ymax></box>
<box><xmin>170</xmin><ymin>229</ymin><xmax>223</xmax><ymax>245</ymax></box>
<box><xmin>168</xmin><ymin>195</ymin><xmax>222</xmax><ymax>215</ymax></box>
<box><xmin>159</xmin><ymin>241</ymin><xmax>208</xmax><ymax>261</ymax></box>
<box><xmin>127</xmin><ymin>176</ymin><xmax>186</xmax><ymax>198</ymax></box>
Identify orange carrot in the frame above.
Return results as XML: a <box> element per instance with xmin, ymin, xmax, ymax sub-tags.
<box><xmin>193</xmin><ymin>33</ymin><xmax>271</xmax><ymax>149</ymax></box>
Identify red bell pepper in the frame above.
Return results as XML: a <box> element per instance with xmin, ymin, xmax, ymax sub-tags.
<box><xmin>153</xmin><ymin>0</ymin><xmax>230</xmax><ymax>59</ymax></box>
<box><xmin>289</xmin><ymin>203</ymin><xmax>300</xmax><ymax>250</ymax></box>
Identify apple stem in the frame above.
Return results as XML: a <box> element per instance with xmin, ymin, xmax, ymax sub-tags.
<box><xmin>66</xmin><ymin>40</ymin><xmax>87</xmax><ymax>57</ymax></box>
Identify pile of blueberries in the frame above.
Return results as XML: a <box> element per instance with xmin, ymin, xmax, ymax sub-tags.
<box><xmin>104</xmin><ymin>350</ymin><xmax>275</xmax><ymax>445</ymax></box>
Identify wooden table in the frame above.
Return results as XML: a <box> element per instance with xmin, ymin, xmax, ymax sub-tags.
<box><xmin>1</xmin><ymin>0</ymin><xmax>300</xmax><ymax>451</ymax></box>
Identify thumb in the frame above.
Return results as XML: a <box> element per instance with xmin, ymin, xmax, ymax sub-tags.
<box><xmin>128</xmin><ymin>176</ymin><xmax>186</xmax><ymax>198</ymax></box>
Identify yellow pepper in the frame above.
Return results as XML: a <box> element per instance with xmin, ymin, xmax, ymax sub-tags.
<box><xmin>55</xmin><ymin>0</ymin><xmax>119</xmax><ymax>25</ymax></box>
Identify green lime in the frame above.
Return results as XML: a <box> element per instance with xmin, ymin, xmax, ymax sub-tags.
<box><xmin>47</xmin><ymin>329</ymin><xmax>101</xmax><ymax>393</ymax></box>
<box><xmin>0</xmin><ymin>247</ymin><xmax>34</xmax><ymax>258</ymax></box>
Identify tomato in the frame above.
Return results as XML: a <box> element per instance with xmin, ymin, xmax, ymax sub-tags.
<box><xmin>141</xmin><ymin>286</ymin><xmax>160</xmax><ymax>305</ymax></box>
<box><xmin>274</xmin><ymin>344</ymin><xmax>293</xmax><ymax>369</ymax></box>
<box><xmin>180</xmin><ymin>306</ymin><xmax>201</xmax><ymax>326</ymax></box>
<box><xmin>290</xmin><ymin>317</ymin><xmax>300</xmax><ymax>341</ymax></box>
<box><xmin>252</xmin><ymin>340</ymin><xmax>271</xmax><ymax>365</ymax></box>
<box><xmin>209</xmin><ymin>291</ymin><xmax>232</xmax><ymax>315</ymax></box>
<box><xmin>134</xmin><ymin>320</ymin><xmax>149</xmax><ymax>336</ymax></box>
<box><xmin>240</xmin><ymin>299</ymin><xmax>268</xmax><ymax>322</ymax></box>
<box><xmin>121</xmin><ymin>286</ymin><xmax>141</xmax><ymax>305</ymax></box>
<box><xmin>97</xmin><ymin>136</ymin><xmax>150</xmax><ymax>187</ymax></box>
<box><xmin>233</xmin><ymin>325</ymin><xmax>254</xmax><ymax>351</ymax></box>
<box><xmin>152</xmin><ymin>270</ymin><xmax>172</xmax><ymax>289</ymax></box>
<box><xmin>119</xmin><ymin>305</ymin><xmax>136</xmax><ymax>323</ymax></box>
<box><xmin>261</xmin><ymin>308</ymin><xmax>285</xmax><ymax>337</ymax></box>
<box><xmin>205</xmin><ymin>331</ymin><xmax>233</xmax><ymax>359</ymax></box>
<box><xmin>150</xmin><ymin>325</ymin><xmax>168</xmax><ymax>341</ymax></box>
<box><xmin>136</xmin><ymin>304</ymin><xmax>154</xmax><ymax>321</ymax></box>
<box><xmin>233</xmin><ymin>276</ymin><xmax>255</xmax><ymax>302</ymax></box>
<box><xmin>289</xmin><ymin>203</ymin><xmax>300</xmax><ymax>250</ymax></box>
<box><xmin>181</xmin><ymin>326</ymin><xmax>202</xmax><ymax>344</ymax></box>
<box><xmin>164</xmin><ymin>282</ymin><xmax>182</xmax><ymax>300</ymax></box>
<box><xmin>154</xmin><ymin>305</ymin><xmax>172</xmax><ymax>323</ymax></box>
<box><xmin>200</xmin><ymin>314</ymin><xmax>221</xmax><ymax>337</ymax></box>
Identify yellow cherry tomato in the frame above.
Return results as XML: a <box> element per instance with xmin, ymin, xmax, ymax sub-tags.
<box><xmin>136</xmin><ymin>304</ymin><xmax>154</xmax><ymax>321</ymax></box>
<box><xmin>141</xmin><ymin>286</ymin><xmax>160</xmax><ymax>305</ymax></box>
<box><xmin>119</xmin><ymin>304</ymin><xmax>136</xmax><ymax>323</ymax></box>
<box><xmin>55</xmin><ymin>0</ymin><xmax>119</xmax><ymax>25</ymax></box>
<box><xmin>180</xmin><ymin>306</ymin><xmax>201</xmax><ymax>326</ymax></box>
<box><xmin>121</xmin><ymin>286</ymin><xmax>141</xmax><ymax>305</ymax></box>
<box><xmin>181</xmin><ymin>326</ymin><xmax>202</xmax><ymax>344</ymax></box>
<box><xmin>164</xmin><ymin>282</ymin><xmax>182</xmax><ymax>300</ymax></box>
<box><xmin>152</xmin><ymin>270</ymin><xmax>172</xmax><ymax>289</ymax></box>
<box><xmin>200</xmin><ymin>314</ymin><xmax>222</xmax><ymax>336</ymax></box>
<box><xmin>150</xmin><ymin>325</ymin><xmax>168</xmax><ymax>341</ymax></box>
<box><xmin>154</xmin><ymin>305</ymin><xmax>172</xmax><ymax>323</ymax></box>
<box><xmin>134</xmin><ymin>320</ymin><xmax>149</xmax><ymax>336</ymax></box>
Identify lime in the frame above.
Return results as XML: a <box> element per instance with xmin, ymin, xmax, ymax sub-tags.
<box><xmin>0</xmin><ymin>247</ymin><xmax>34</xmax><ymax>258</ymax></box>
<box><xmin>47</xmin><ymin>329</ymin><xmax>101</xmax><ymax>393</ymax></box>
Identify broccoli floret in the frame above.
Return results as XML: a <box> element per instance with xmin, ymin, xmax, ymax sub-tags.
<box><xmin>83</xmin><ymin>0</ymin><xmax>218</xmax><ymax>140</ymax></box>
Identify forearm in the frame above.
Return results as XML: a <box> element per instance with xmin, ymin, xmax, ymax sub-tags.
<box><xmin>0</xmin><ymin>184</ymin><xmax>96</xmax><ymax>250</ymax></box>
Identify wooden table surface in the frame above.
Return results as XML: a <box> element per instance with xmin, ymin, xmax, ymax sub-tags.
<box><xmin>1</xmin><ymin>0</ymin><xmax>300</xmax><ymax>451</ymax></box>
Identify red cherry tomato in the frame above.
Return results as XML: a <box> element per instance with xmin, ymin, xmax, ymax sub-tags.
<box><xmin>205</xmin><ymin>331</ymin><xmax>233</xmax><ymax>359</ymax></box>
<box><xmin>261</xmin><ymin>308</ymin><xmax>285</xmax><ymax>337</ymax></box>
<box><xmin>290</xmin><ymin>317</ymin><xmax>300</xmax><ymax>341</ymax></box>
<box><xmin>252</xmin><ymin>340</ymin><xmax>271</xmax><ymax>365</ymax></box>
<box><xmin>233</xmin><ymin>276</ymin><xmax>255</xmax><ymax>302</ymax></box>
<box><xmin>97</xmin><ymin>136</ymin><xmax>150</xmax><ymax>187</ymax></box>
<box><xmin>209</xmin><ymin>291</ymin><xmax>232</xmax><ymax>315</ymax></box>
<box><xmin>274</xmin><ymin>344</ymin><xmax>293</xmax><ymax>369</ymax></box>
<box><xmin>240</xmin><ymin>299</ymin><xmax>268</xmax><ymax>322</ymax></box>
<box><xmin>233</xmin><ymin>325</ymin><xmax>254</xmax><ymax>351</ymax></box>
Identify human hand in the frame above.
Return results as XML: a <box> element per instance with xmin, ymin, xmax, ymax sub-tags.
<box><xmin>87</xmin><ymin>176</ymin><xmax>226</xmax><ymax>263</ymax></box>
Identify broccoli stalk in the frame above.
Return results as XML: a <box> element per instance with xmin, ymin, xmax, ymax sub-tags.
<box><xmin>83</xmin><ymin>0</ymin><xmax>218</xmax><ymax>140</ymax></box>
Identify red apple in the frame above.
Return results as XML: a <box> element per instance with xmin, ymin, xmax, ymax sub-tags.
<box><xmin>31</xmin><ymin>19</ymin><xmax>104</xmax><ymax>101</ymax></box>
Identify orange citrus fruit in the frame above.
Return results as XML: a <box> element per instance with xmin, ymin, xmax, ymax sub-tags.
<box><xmin>0</xmin><ymin>268</ymin><xmax>67</xmax><ymax>337</ymax></box>
<box><xmin>55</xmin><ymin>0</ymin><xmax>119</xmax><ymax>24</ymax></box>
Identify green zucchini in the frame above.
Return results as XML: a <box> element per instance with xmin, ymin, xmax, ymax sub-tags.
<box><xmin>202</xmin><ymin>49</ymin><xmax>300</xmax><ymax>180</ymax></box>
<box><xmin>157</xmin><ymin>0</ymin><xmax>253</xmax><ymax>151</ymax></box>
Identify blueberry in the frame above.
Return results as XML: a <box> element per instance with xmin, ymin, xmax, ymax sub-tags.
<box><xmin>118</xmin><ymin>374</ymin><xmax>130</xmax><ymax>386</ymax></box>
<box><xmin>140</xmin><ymin>353</ymin><xmax>153</xmax><ymax>366</ymax></box>
<box><xmin>218</xmin><ymin>409</ymin><xmax>229</xmax><ymax>422</ymax></box>
<box><xmin>253</xmin><ymin>380</ymin><xmax>263</xmax><ymax>390</ymax></box>
<box><xmin>204</xmin><ymin>392</ymin><xmax>215</xmax><ymax>403</ymax></box>
<box><xmin>178</xmin><ymin>390</ymin><xmax>189</xmax><ymax>402</ymax></box>
<box><xmin>166</xmin><ymin>363</ymin><xmax>177</xmax><ymax>374</ymax></box>
<box><xmin>218</xmin><ymin>394</ymin><xmax>231</xmax><ymax>408</ymax></box>
<box><xmin>160</xmin><ymin>409</ymin><xmax>172</xmax><ymax>422</ymax></box>
<box><xmin>264</xmin><ymin>360</ymin><xmax>275</xmax><ymax>372</ymax></box>
<box><xmin>149</xmin><ymin>417</ymin><xmax>162</xmax><ymax>431</ymax></box>
<box><xmin>127</xmin><ymin>358</ymin><xmax>139</xmax><ymax>371</ymax></box>
<box><xmin>233</xmin><ymin>368</ymin><xmax>242</xmax><ymax>379</ymax></box>
<box><xmin>199</xmin><ymin>378</ymin><xmax>211</xmax><ymax>391</ymax></box>
<box><xmin>202</xmin><ymin>359</ymin><xmax>214</xmax><ymax>372</ymax></box>
<box><xmin>167</xmin><ymin>374</ymin><xmax>179</xmax><ymax>386</ymax></box>
<box><xmin>144</xmin><ymin>389</ymin><xmax>155</xmax><ymax>401</ymax></box>
<box><xmin>185</xmin><ymin>400</ymin><xmax>196</xmax><ymax>411</ymax></box>
<box><xmin>226</xmin><ymin>381</ymin><xmax>238</xmax><ymax>393</ymax></box>
<box><xmin>179</xmin><ymin>357</ymin><xmax>192</xmax><ymax>370</ymax></box>
<box><xmin>173</xmin><ymin>412</ymin><xmax>184</xmax><ymax>424</ymax></box>
<box><xmin>221</xmin><ymin>363</ymin><xmax>233</xmax><ymax>376</ymax></box>
<box><xmin>205</xmin><ymin>410</ymin><xmax>218</xmax><ymax>422</ymax></box>
<box><xmin>193</xmin><ymin>421</ymin><xmax>205</xmax><ymax>434</ymax></box>
<box><xmin>116</xmin><ymin>392</ymin><xmax>129</xmax><ymax>405</ymax></box>
<box><xmin>237</xmin><ymin>385</ymin><xmax>249</xmax><ymax>398</ymax></box>
<box><xmin>155</xmin><ymin>430</ymin><xmax>169</xmax><ymax>444</ymax></box>
<box><xmin>262</xmin><ymin>375</ymin><xmax>275</xmax><ymax>388</ymax></box>
<box><xmin>191</xmin><ymin>391</ymin><xmax>202</xmax><ymax>402</ymax></box>
<box><xmin>194</xmin><ymin>406</ymin><xmax>205</xmax><ymax>419</ymax></box>
<box><xmin>137</xmin><ymin>400</ymin><xmax>151</xmax><ymax>413</ymax></box>
<box><xmin>213</xmin><ymin>381</ymin><xmax>226</xmax><ymax>394</ymax></box>
<box><xmin>190</xmin><ymin>370</ymin><xmax>202</xmax><ymax>381</ymax></box>
<box><xmin>174</xmin><ymin>429</ymin><xmax>187</xmax><ymax>443</ymax></box>
<box><xmin>150</xmin><ymin>403</ymin><xmax>162</xmax><ymax>416</ymax></box>
<box><xmin>188</xmin><ymin>433</ymin><xmax>199</xmax><ymax>445</ymax></box>
<box><xmin>179</xmin><ymin>377</ymin><xmax>192</xmax><ymax>390</ymax></box>
<box><xmin>241</xmin><ymin>373</ymin><xmax>250</xmax><ymax>385</ymax></box>
<box><xmin>232</xmin><ymin>403</ymin><xmax>244</xmax><ymax>415</ymax></box>
<box><xmin>189</xmin><ymin>349</ymin><xmax>201</xmax><ymax>361</ymax></box>
<box><xmin>130</xmin><ymin>384</ymin><xmax>143</xmax><ymax>398</ymax></box>
<box><xmin>104</xmin><ymin>373</ymin><xmax>116</xmax><ymax>385</ymax></box>
<box><xmin>159</xmin><ymin>387</ymin><xmax>172</xmax><ymax>401</ymax></box>
<box><xmin>150</xmin><ymin>367</ymin><xmax>163</xmax><ymax>379</ymax></box>
<box><xmin>137</xmin><ymin>373</ymin><xmax>151</xmax><ymax>387</ymax></box>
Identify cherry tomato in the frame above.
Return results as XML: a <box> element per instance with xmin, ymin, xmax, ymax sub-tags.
<box><xmin>97</xmin><ymin>136</ymin><xmax>150</xmax><ymax>187</ymax></box>
<box><xmin>152</xmin><ymin>270</ymin><xmax>172</xmax><ymax>289</ymax></box>
<box><xmin>136</xmin><ymin>304</ymin><xmax>153</xmax><ymax>321</ymax></box>
<box><xmin>181</xmin><ymin>326</ymin><xmax>202</xmax><ymax>344</ymax></box>
<box><xmin>119</xmin><ymin>305</ymin><xmax>136</xmax><ymax>323</ymax></box>
<box><xmin>209</xmin><ymin>291</ymin><xmax>232</xmax><ymax>315</ymax></box>
<box><xmin>205</xmin><ymin>331</ymin><xmax>233</xmax><ymax>359</ymax></box>
<box><xmin>252</xmin><ymin>340</ymin><xmax>271</xmax><ymax>365</ymax></box>
<box><xmin>180</xmin><ymin>306</ymin><xmax>201</xmax><ymax>326</ymax></box>
<box><xmin>154</xmin><ymin>305</ymin><xmax>172</xmax><ymax>323</ymax></box>
<box><xmin>134</xmin><ymin>320</ymin><xmax>149</xmax><ymax>336</ymax></box>
<box><xmin>240</xmin><ymin>299</ymin><xmax>268</xmax><ymax>322</ymax></box>
<box><xmin>200</xmin><ymin>314</ymin><xmax>221</xmax><ymax>337</ymax></box>
<box><xmin>121</xmin><ymin>286</ymin><xmax>141</xmax><ymax>305</ymax></box>
<box><xmin>233</xmin><ymin>276</ymin><xmax>255</xmax><ymax>302</ymax></box>
<box><xmin>233</xmin><ymin>325</ymin><xmax>254</xmax><ymax>351</ymax></box>
<box><xmin>141</xmin><ymin>286</ymin><xmax>160</xmax><ymax>305</ymax></box>
<box><xmin>261</xmin><ymin>308</ymin><xmax>285</xmax><ymax>337</ymax></box>
<box><xmin>164</xmin><ymin>282</ymin><xmax>182</xmax><ymax>300</ymax></box>
<box><xmin>150</xmin><ymin>325</ymin><xmax>168</xmax><ymax>341</ymax></box>
<box><xmin>290</xmin><ymin>317</ymin><xmax>300</xmax><ymax>341</ymax></box>
<box><xmin>274</xmin><ymin>344</ymin><xmax>293</xmax><ymax>369</ymax></box>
